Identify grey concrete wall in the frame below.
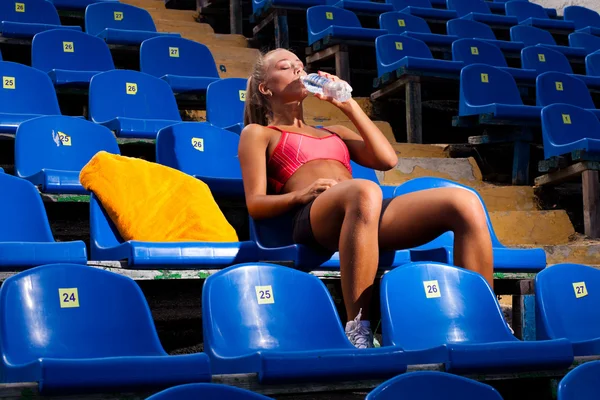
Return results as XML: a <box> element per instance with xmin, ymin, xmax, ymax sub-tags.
<box><xmin>532</xmin><ymin>0</ymin><xmax>599</xmax><ymax>15</ymax></box>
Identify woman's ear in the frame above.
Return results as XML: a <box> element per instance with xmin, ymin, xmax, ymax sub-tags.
<box><xmin>258</xmin><ymin>82</ymin><xmax>272</xmax><ymax>97</ymax></box>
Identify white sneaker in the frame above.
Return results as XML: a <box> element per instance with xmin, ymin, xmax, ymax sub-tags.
<box><xmin>345</xmin><ymin>308</ymin><xmax>374</xmax><ymax>349</ymax></box>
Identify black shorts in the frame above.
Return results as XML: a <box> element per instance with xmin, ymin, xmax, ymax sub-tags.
<box><xmin>292</xmin><ymin>197</ymin><xmax>395</xmax><ymax>253</ymax></box>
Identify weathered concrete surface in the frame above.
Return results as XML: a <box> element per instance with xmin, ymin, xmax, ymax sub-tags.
<box><xmin>544</xmin><ymin>238</ymin><xmax>600</xmax><ymax>266</ymax></box>
<box><xmin>382</xmin><ymin>157</ymin><xmax>482</xmax><ymax>182</ymax></box>
<box><xmin>534</xmin><ymin>0</ymin><xmax>599</xmax><ymax>14</ymax></box>
<box><xmin>490</xmin><ymin>210</ymin><xmax>575</xmax><ymax>245</ymax></box>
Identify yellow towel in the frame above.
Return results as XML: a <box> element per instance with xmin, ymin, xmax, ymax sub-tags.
<box><xmin>80</xmin><ymin>151</ymin><xmax>238</xmax><ymax>243</ymax></box>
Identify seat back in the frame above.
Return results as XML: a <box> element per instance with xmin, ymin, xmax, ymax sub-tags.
<box><xmin>447</xmin><ymin>18</ymin><xmax>496</xmax><ymax>40</ymax></box>
<box><xmin>90</xmin><ymin>193</ymin><xmax>125</xmax><ymax>252</ymax></box>
<box><xmin>206</xmin><ymin>78</ymin><xmax>247</xmax><ymax>129</ymax></box>
<box><xmin>156</xmin><ymin>122</ymin><xmax>241</xmax><ymax>180</ymax></box>
<box><xmin>505</xmin><ymin>0</ymin><xmax>548</xmax><ymax>22</ymax></box>
<box><xmin>536</xmin><ymin>264</ymin><xmax>600</xmax><ymax>343</ymax></box>
<box><xmin>459</xmin><ymin>64</ymin><xmax>523</xmax><ymax>111</ymax></box>
<box><xmin>540</xmin><ymin>104</ymin><xmax>600</xmax><ymax>158</ymax></box>
<box><xmin>386</xmin><ymin>0</ymin><xmax>434</xmax><ymax>10</ymax></box>
<box><xmin>147</xmin><ymin>383</ymin><xmax>273</xmax><ymax>400</ymax></box>
<box><xmin>15</xmin><ymin>116</ymin><xmax>120</xmax><ymax>179</ymax></box>
<box><xmin>522</xmin><ymin>46</ymin><xmax>573</xmax><ymax>74</ymax></box>
<box><xmin>307</xmin><ymin>6</ymin><xmax>362</xmax><ymax>35</ymax></box>
<box><xmin>569</xmin><ymin>32</ymin><xmax>600</xmax><ymax>54</ymax></box>
<box><xmin>0</xmin><ymin>0</ymin><xmax>61</xmax><ymax>25</ymax></box>
<box><xmin>564</xmin><ymin>6</ymin><xmax>600</xmax><ymax>30</ymax></box>
<box><xmin>0</xmin><ymin>61</ymin><xmax>61</xmax><ymax>115</ymax></box>
<box><xmin>381</xmin><ymin>262</ymin><xmax>514</xmax><ymax>348</ymax></box>
<box><xmin>447</xmin><ymin>0</ymin><xmax>491</xmax><ymax>17</ymax></box>
<box><xmin>89</xmin><ymin>69</ymin><xmax>181</xmax><ymax>123</ymax></box>
<box><xmin>379</xmin><ymin>12</ymin><xmax>431</xmax><ymax>34</ymax></box>
<box><xmin>510</xmin><ymin>25</ymin><xmax>556</xmax><ymax>46</ymax></box>
<box><xmin>557</xmin><ymin>361</ymin><xmax>600</xmax><ymax>400</ymax></box>
<box><xmin>202</xmin><ymin>263</ymin><xmax>351</xmax><ymax>360</ymax></box>
<box><xmin>366</xmin><ymin>371</ymin><xmax>504</xmax><ymax>400</ymax></box>
<box><xmin>31</xmin><ymin>29</ymin><xmax>115</xmax><ymax>74</ymax></box>
<box><xmin>587</xmin><ymin>51</ymin><xmax>600</xmax><ymax>76</ymax></box>
<box><xmin>536</xmin><ymin>71</ymin><xmax>595</xmax><ymax>108</ymax></box>
<box><xmin>85</xmin><ymin>2</ymin><xmax>157</xmax><ymax>36</ymax></box>
<box><xmin>376</xmin><ymin>34</ymin><xmax>433</xmax><ymax>76</ymax></box>
<box><xmin>0</xmin><ymin>264</ymin><xmax>165</xmax><ymax>366</ymax></box>
<box><xmin>452</xmin><ymin>38</ymin><xmax>507</xmax><ymax>67</ymax></box>
<box><xmin>0</xmin><ymin>173</ymin><xmax>55</xmax><ymax>242</ymax></box>
<box><xmin>140</xmin><ymin>36</ymin><xmax>219</xmax><ymax>79</ymax></box>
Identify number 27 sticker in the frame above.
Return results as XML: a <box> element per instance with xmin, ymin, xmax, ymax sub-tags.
<box><xmin>255</xmin><ymin>285</ymin><xmax>274</xmax><ymax>304</ymax></box>
<box><xmin>573</xmin><ymin>282</ymin><xmax>588</xmax><ymax>298</ymax></box>
<box><xmin>423</xmin><ymin>280</ymin><xmax>441</xmax><ymax>298</ymax></box>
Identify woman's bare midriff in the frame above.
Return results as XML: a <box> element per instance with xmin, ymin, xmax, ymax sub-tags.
<box><xmin>280</xmin><ymin>160</ymin><xmax>353</xmax><ymax>194</ymax></box>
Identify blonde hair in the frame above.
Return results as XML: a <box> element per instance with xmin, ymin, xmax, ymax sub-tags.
<box><xmin>243</xmin><ymin>49</ymin><xmax>278</xmax><ymax>126</ymax></box>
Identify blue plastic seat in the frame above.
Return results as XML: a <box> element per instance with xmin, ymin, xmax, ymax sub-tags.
<box><xmin>49</xmin><ymin>0</ymin><xmax>118</xmax><ymax>11</ymax></box>
<box><xmin>564</xmin><ymin>6</ymin><xmax>600</xmax><ymax>35</ymax></box>
<box><xmin>156</xmin><ymin>123</ymin><xmax>243</xmax><ymax>198</ymax></box>
<box><xmin>587</xmin><ymin>50</ymin><xmax>600</xmax><ymax>76</ymax></box>
<box><xmin>31</xmin><ymin>29</ymin><xmax>115</xmax><ymax>87</ymax></box>
<box><xmin>203</xmin><ymin>262</ymin><xmax>410</xmax><ymax>380</ymax></box>
<box><xmin>536</xmin><ymin>264</ymin><xmax>600</xmax><ymax>357</ymax></box>
<box><xmin>558</xmin><ymin>361</ymin><xmax>600</xmax><ymax>400</ymax></box>
<box><xmin>569</xmin><ymin>32</ymin><xmax>600</xmax><ymax>55</ymax></box>
<box><xmin>89</xmin><ymin>70</ymin><xmax>182</xmax><ymax>139</ymax></box>
<box><xmin>452</xmin><ymin>38</ymin><xmax>537</xmax><ymax>83</ymax></box>
<box><xmin>0</xmin><ymin>61</ymin><xmax>62</xmax><ymax>134</ymax></box>
<box><xmin>447</xmin><ymin>19</ymin><xmax>524</xmax><ymax>53</ymax></box>
<box><xmin>328</xmin><ymin>0</ymin><xmax>393</xmax><ymax>16</ymax></box>
<box><xmin>392</xmin><ymin>177</ymin><xmax>546</xmax><ymax>271</ymax></box>
<box><xmin>307</xmin><ymin>6</ymin><xmax>387</xmax><ymax>45</ymax></box>
<box><xmin>381</xmin><ymin>261</ymin><xmax>574</xmax><ymax>373</ymax></box>
<box><xmin>0</xmin><ymin>263</ymin><xmax>210</xmax><ymax>393</ymax></box>
<box><xmin>147</xmin><ymin>384</ymin><xmax>273</xmax><ymax>400</ymax></box>
<box><xmin>0</xmin><ymin>0</ymin><xmax>81</xmax><ymax>39</ymax></box>
<box><xmin>0</xmin><ymin>173</ymin><xmax>87</xmax><ymax>268</ymax></box>
<box><xmin>386</xmin><ymin>0</ymin><xmax>457</xmax><ymax>23</ymax></box>
<box><xmin>140</xmin><ymin>37</ymin><xmax>220</xmax><ymax>94</ymax></box>
<box><xmin>376</xmin><ymin>34</ymin><xmax>464</xmax><ymax>77</ymax></box>
<box><xmin>206</xmin><ymin>78</ymin><xmax>247</xmax><ymax>134</ymax></box>
<box><xmin>447</xmin><ymin>0</ymin><xmax>518</xmax><ymax>27</ymax></box>
<box><xmin>85</xmin><ymin>2</ymin><xmax>181</xmax><ymax>45</ymax></box>
<box><xmin>459</xmin><ymin>63</ymin><xmax>541</xmax><ymax>121</ymax></box>
<box><xmin>511</xmin><ymin>25</ymin><xmax>588</xmax><ymax>59</ymax></box>
<box><xmin>536</xmin><ymin>72</ymin><xmax>600</xmax><ymax>120</ymax></box>
<box><xmin>379</xmin><ymin>12</ymin><xmax>458</xmax><ymax>47</ymax></box>
<box><xmin>366</xmin><ymin>371</ymin><xmax>504</xmax><ymax>400</ymax></box>
<box><xmin>505</xmin><ymin>0</ymin><xmax>574</xmax><ymax>32</ymax></box>
<box><xmin>540</xmin><ymin>104</ymin><xmax>600</xmax><ymax>159</ymax></box>
<box><xmin>15</xmin><ymin>116</ymin><xmax>120</xmax><ymax>195</ymax></box>
<box><xmin>252</xmin><ymin>0</ymin><xmax>326</xmax><ymax>15</ymax></box>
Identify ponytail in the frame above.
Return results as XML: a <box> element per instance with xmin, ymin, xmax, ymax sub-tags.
<box><xmin>243</xmin><ymin>49</ymin><xmax>277</xmax><ymax>126</ymax></box>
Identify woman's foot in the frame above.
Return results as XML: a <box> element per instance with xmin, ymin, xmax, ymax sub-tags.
<box><xmin>345</xmin><ymin>308</ymin><xmax>374</xmax><ymax>349</ymax></box>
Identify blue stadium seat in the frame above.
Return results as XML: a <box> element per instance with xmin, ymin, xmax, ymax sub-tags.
<box><xmin>31</xmin><ymin>29</ymin><xmax>115</xmax><ymax>87</ymax></box>
<box><xmin>0</xmin><ymin>0</ymin><xmax>81</xmax><ymax>39</ymax></box>
<box><xmin>536</xmin><ymin>72</ymin><xmax>600</xmax><ymax>119</ymax></box>
<box><xmin>328</xmin><ymin>0</ymin><xmax>393</xmax><ymax>16</ymax></box>
<box><xmin>569</xmin><ymin>32</ymin><xmax>600</xmax><ymax>54</ymax></box>
<box><xmin>89</xmin><ymin>193</ymin><xmax>259</xmax><ymax>267</ymax></box>
<box><xmin>379</xmin><ymin>12</ymin><xmax>458</xmax><ymax>47</ymax></box>
<box><xmin>15</xmin><ymin>116</ymin><xmax>120</xmax><ymax>195</ymax></box>
<box><xmin>0</xmin><ymin>173</ymin><xmax>87</xmax><ymax>268</ymax></box>
<box><xmin>386</xmin><ymin>0</ymin><xmax>457</xmax><ymax>23</ymax></box>
<box><xmin>458</xmin><ymin>63</ymin><xmax>541</xmax><ymax>121</ymax></box>
<box><xmin>156</xmin><ymin>123</ymin><xmax>243</xmax><ymax>198</ymax></box>
<box><xmin>393</xmin><ymin>177</ymin><xmax>546</xmax><ymax>271</ymax></box>
<box><xmin>452</xmin><ymin>38</ymin><xmax>537</xmax><ymax>83</ymax></box>
<box><xmin>381</xmin><ymin>261</ymin><xmax>574</xmax><ymax>373</ymax></box>
<box><xmin>447</xmin><ymin>0</ymin><xmax>518</xmax><ymax>27</ymax></box>
<box><xmin>505</xmin><ymin>0</ymin><xmax>574</xmax><ymax>32</ymax></box>
<box><xmin>85</xmin><ymin>2</ymin><xmax>181</xmax><ymax>45</ymax></box>
<box><xmin>307</xmin><ymin>6</ymin><xmax>387</xmax><ymax>45</ymax></box>
<box><xmin>0</xmin><ymin>263</ymin><xmax>210</xmax><ymax>393</ymax></box>
<box><xmin>50</xmin><ymin>0</ymin><xmax>118</xmax><ymax>12</ymax></box>
<box><xmin>252</xmin><ymin>0</ymin><xmax>326</xmax><ymax>15</ymax></box>
<box><xmin>447</xmin><ymin>19</ymin><xmax>524</xmax><ymax>53</ymax></box>
<box><xmin>148</xmin><ymin>384</ymin><xmax>273</xmax><ymax>400</ymax></box>
<box><xmin>0</xmin><ymin>61</ymin><xmax>62</xmax><ymax>134</ymax></box>
<box><xmin>511</xmin><ymin>25</ymin><xmax>588</xmax><ymax>59</ymax></box>
<box><xmin>536</xmin><ymin>264</ymin><xmax>600</xmax><ymax>356</ymax></box>
<box><xmin>89</xmin><ymin>70</ymin><xmax>182</xmax><ymax>139</ymax></box>
<box><xmin>376</xmin><ymin>34</ymin><xmax>464</xmax><ymax>78</ymax></box>
<box><xmin>587</xmin><ymin>50</ymin><xmax>600</xmax><ymax>76</ymax></box>
<box><xmin>203</xmin><ymin>262</ymin><xmax>412</xmax><ymax>380</ymax></box>
<box><xmin>564</xmin><ymin>5</ymin><xmax>600</xmax><ymax>35</ymax></box>
<box><xmin>540</xmin><ymin>104</ymin><xmax>600</xmax><ymax>160</ymax></box>
<box><xmin>206</xmin><ymin>78</ymin><xmax>247</xmax><ymax>134</ymax></box>
<box><xmin>558</xmin><ymin>361</ymin><xmax>600</xmax><ymax>400</ymax></box>
<box><xmin>366</xmin><ymin>372</ymin><xmax>504</xmax><ymax>400</ymax></box>
<box><xmin>140</xmin><ymin>37</ymin><xmax>220</xmax><ymax>94</ymax></box>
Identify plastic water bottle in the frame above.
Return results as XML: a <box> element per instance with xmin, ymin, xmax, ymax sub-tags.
<box><xmin>300</xmin><ymin>73</ymin><xmax>353</xmax><ymax>102</ymax></box>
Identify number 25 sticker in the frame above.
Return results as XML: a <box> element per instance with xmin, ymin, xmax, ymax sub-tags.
<box><xmin>255</xmin><ymin>285</ymin><xmax>274</xmax><ymax>304</ymax></box>
<box><xmin>3</xmin><ymin>76</ymin><xmax>15</xmax><ymax>89</ymax></box>
<box><xmin>423</xmin><ymin>280</ymin><xmax>441</xmax><ymax>298</ymax></box>
<box><xmin>573</xmin><ymin>282</ymin><xmax>588</xmax><ymax>298</ymax></box>
<box><xmin>59</xmin><ymin>288</ymin><xmax>80</xmax><ymax>308</ymax></box>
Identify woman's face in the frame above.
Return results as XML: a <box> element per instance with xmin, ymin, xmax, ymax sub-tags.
<box><xmin>262</xmin><ymin>49</ymin><xmax>308</xmax><ymax>103</ymax></box>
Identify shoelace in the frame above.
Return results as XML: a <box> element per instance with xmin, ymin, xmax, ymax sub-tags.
<box><xmin>346</xmin><ymin>308</ymin><xmax>373</xmax><ymax>349</ymax></box>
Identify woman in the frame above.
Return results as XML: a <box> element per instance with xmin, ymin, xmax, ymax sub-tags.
<box><xmin>238</xmin><ymin>49</ymin><xmax>493</xmax><ymax>349</ymax></box>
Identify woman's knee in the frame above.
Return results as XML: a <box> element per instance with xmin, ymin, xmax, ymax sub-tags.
<box><xmin>343</xmin><ymin>180</ymin><xmax>383</xmax><ymax>223</ymax></box>
<box><xmin>445</xmin><ymin>188</ymin><xmax>488</xmax><ymax>230</ymax></box>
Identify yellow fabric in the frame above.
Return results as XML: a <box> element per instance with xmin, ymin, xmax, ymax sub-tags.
<box><xmin>80</xmin><ymin>151</ymin><xmax>238</xmax><ymax>242</ymax></box>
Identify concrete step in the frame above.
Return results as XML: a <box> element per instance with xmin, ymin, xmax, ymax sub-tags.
<box><xmin>154</xmin><ymin>19</ymin><xmax>215</xmax><ymax>35</ymax></box>
<box><xmin>543</xmin><ymin>238</ymin><xmax>600</xmax><ymax>266</ymax></box>
<box><xmin>208</xmin><ymin>47</ymin><xmax>260</xmax><ymax>79</ymax></box>
<box><xmin>491</xmin><ymin>210</ymin><xmax>575</xmax><ymax>246</ymax></box>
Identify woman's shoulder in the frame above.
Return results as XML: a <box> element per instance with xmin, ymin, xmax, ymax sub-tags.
<box><xmin>241</xmin><ymin>123</ymin><xmax>273</xmax><ymax>136</ymax></box>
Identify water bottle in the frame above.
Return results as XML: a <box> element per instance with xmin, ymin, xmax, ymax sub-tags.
<box><xmin>300</xmin><ymin>73</ymin><xmax>353</xmax><ymax>102</ymax></box>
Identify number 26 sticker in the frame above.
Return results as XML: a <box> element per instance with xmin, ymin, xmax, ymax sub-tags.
<box><xmin>423</xmin><ymin>280</ymin><xmax>441</xmax><ymax>298</ymax></box>
<box><xmin>255</xmin><ymin>285</ymin><xmax>274</xmax><ymax>304</ymax></box>
<box><xmin>58</xmin><ymin>288</ymin><xmax>80</xmax><ymax>308</ymax></box>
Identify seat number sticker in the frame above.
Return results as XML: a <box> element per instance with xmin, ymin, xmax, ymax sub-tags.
<box><xmin>126</xmin><ymin>82</ymin><xmax>137</xmax><ymax>95</ymax></box>
<box><xmin>15</xmin><ymin>2</ymin><xmax>24</xmax><ymax>12</ymax></box>
<box><xmin>114</xmin><ymin>11</ymin><xmax>123</xmax><ymax>20</ymax></box>
<box><xmin>59</xmin><ymin>288</ymin><xmax>80</xmax><ymax>308</ymax></box>
<box><xmin>471</xmin><ymin>47</ymin><xmax>479</xmax><ymax>55</ymax></box>
<box><xmin>395</xmin><ymin>42</ymin><xmax>403</xmax><ymax>50</ymax></box>
<box><xmin>191</xmin><ymin>137</ymin><xmax>204</xmax><ymax>151</ymax></box>
<box><xmin>3</xmin><ymin>76</ymin><xmax>15</xmax><ymax>89</ymax></box>
<box><xmin>573</xmin><ymin>282</ymin><xmax>588</xmax><ymax>298</ymax></box>
<box><xmin>397</xmin><ymin>19</ymin><xmax>405</xmax><ymax>27</ymax></box>
<box><xmin>58</xmin><ymin>132</ymin><xmax>71</xmax><ymax>146</ymax></box>
<box><xmin>255</xmin><ymin>285</ymin><xmax>274</xmax><ymax>304</ymax></box>
<box><xmin>555</xmin><ymin>81</ymin><xmax>563</xmax><ymax>91</ymax></box>
<box><xmin>169</xmin><ymin>47</ymin><xmax>179</xmax><ymax>57</ymax></box>
<box><xmin>538</xmin><ymin>53</ymin><xmax>546</xmax><ymax>62</ymax></box>
<box><xmin>423</xmin><ymin>280</ymin><xmax>441</xmax><ymax>298</ymax></box>
<box><xmin>63</xmin><ymin>41</ymin><xmax>74</xmax><ymax>53</ymax></box>
<box><xmin>239</xmin><ymin>90</ymin><xmax>246</xmax><ymax>101</ymax></box>
<box><xmin>326</xmin><ymin>12</ymin><xmax>333</xmax><ymax>19</ymax></box>
<box><xmin>562</xmin><ymin>114</ymin><xmax>571</xmax><ymax>124</ymax></box>
<box><xmin>481</xmin><ymin>73</ymin><xmax>488</xmax><ymax>83</ymax></box>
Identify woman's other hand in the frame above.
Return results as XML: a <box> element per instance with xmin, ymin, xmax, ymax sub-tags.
<box><xmin>294</xmin><ymin>178</ymin><xmax>339</xmax><ymax>205</ymax></box>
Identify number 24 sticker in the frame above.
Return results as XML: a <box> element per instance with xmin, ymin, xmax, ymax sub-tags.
<box><xmin>58</xmin><ymin>288</ymin><xmax>80</xmax><ymax>308</ymax></box>
<box><xmin>255</xmin><ymin>285</ymin><xmax>274</xmax><ymax>304</ymax></box>
<box><xmin>423</xmin><ymin>280</ymin><xmax>441</xmax><ymax>298</ymax></box>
